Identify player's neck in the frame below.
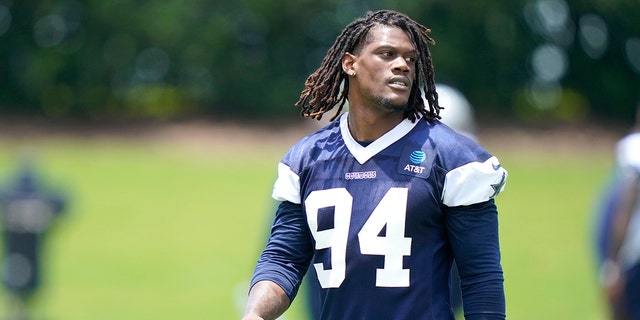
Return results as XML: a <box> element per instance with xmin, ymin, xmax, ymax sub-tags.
<box><xmin>346</xmin><ymin>107</ymin><xmax>404</xmax><ymax>142</ymax></box>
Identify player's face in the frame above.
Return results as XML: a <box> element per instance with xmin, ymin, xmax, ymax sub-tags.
<box><xmin>345</xmin><ymin>25</ymin><xmax>417</xmax><ymax>113</ymax></box>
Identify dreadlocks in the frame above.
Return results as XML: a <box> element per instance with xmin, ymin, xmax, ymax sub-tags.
<box><xmin>296</xmin><ymin>10</ymin><xmax>441</xmax><ymax>122</ymax></box>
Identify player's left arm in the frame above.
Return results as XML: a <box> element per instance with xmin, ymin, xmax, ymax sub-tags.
<box><xmin>445</xmin><ymin>200</ymin><xmax>505</xmax><ymax>320</ymax></box>
<box><xmin>441</xmin><ymin>156</ymin><xmax>507</xmax><ymax>320</ymax></box>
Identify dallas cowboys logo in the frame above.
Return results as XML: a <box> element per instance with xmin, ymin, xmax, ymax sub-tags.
<box><xmin>490</xmin><ymin>172</ymin><xmax>506</xmax><ymax>198</ymax></box>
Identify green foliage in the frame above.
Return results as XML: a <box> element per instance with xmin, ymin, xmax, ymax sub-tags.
<box><xmin>0</xmin><ymin>0</ymin><xmax>638</xmax><ymax>122</ymax></box>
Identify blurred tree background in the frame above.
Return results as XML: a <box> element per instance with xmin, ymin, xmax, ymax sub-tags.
<box><xmin>0</xmin><ymin>0</ymin><xmax>638</xmax><ymax>125</ymax></box>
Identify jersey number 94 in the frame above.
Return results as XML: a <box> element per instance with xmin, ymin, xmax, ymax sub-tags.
<box><xmin>305</xmin><ymin>187</ymin><xmax>412</xmax><ymax>288</ymax></box>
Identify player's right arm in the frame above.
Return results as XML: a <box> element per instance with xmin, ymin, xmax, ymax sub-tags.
<box><xmin>242</xmin><ymin>280</ymin><xmax>290</xmax><ymax>320</ymax></box>
<box><xmin>247</xmin><ymin>200</ymin><xmax>313</xmax><ymax>318</ymax></box>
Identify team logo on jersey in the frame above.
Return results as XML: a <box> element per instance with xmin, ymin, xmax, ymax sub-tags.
<box><xmin>398</xmin><ymin>147</ymin><xmax>432</xmax><ymax>179</ymax></box>
<box><xmin>490</xmin><ymin>171</ymin><xmax>507</xmax><ymax>198</ymax></box>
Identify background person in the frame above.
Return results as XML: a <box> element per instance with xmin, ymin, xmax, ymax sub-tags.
<box><xmin>0</xmin><ymin>153</ymin><xmax>67</xmax><ymax>320</ymax></box>
<box><xmin>597</xmin><ymin>106</ymin><xmax>640</xmax><ymax>320</ymax></box>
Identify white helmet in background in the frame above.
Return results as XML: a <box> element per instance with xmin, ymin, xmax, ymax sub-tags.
<box><xmin>426</xmin><ymin>84</ymin><xmax>477</xmax><ymax>141</ymax></box>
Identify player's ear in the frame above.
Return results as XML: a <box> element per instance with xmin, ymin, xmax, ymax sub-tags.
<box><xmin>342</xmin><ymin>52</ymin><xmax>356</xmax><ymax>76</ymax></box>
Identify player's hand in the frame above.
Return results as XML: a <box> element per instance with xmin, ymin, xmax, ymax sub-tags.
<box><xmin>600</xmin><ymin>259</ymin><xmax>625</xmax><ymax>305</ymax></box>
<box><xmin>605</xmin><ymin>274</ymin><xmax>625</xmax><ymax>306</ymax></box>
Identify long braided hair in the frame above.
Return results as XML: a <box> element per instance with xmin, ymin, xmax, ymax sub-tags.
<box><xmin>296</xmin><ymin>10</ymin><xmax>440</xmax><ymax>123</ymax></box>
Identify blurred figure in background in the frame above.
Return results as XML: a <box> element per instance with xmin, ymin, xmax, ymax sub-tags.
<box><xmin>596</xmin><ymin>106</ymin><xmax>640</xmax><ymax>320</ymax></box>
<box><xmin>0</xmin><ymin>152</ymin><xmax>67</xmax><ymax>320</ymax></box>
<box><xmin>431</xmin><ymin>84</ymin><xmax>477</xmax><ymax>141</ymax></box>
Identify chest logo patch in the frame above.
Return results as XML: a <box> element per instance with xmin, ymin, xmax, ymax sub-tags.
<box><xmin>409</xmin><ymin>150</ymin><xmax>426</xmax><ymax>164</ymax></box>
<box><xmin>398</xmin><ymin>147</ymin><xmax>432</xmax><ymax>179</ymax></box>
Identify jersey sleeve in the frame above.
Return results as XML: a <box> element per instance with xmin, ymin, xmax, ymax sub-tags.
<box><xmin>442</xmin><ymin>156</ymin><xmax>507</xmax><ymax>207</ymax></box>
<box><xmin>271</xmin><ymin>132</ymin><xmax>315</xmax><ymax>205</ymax></box>
<box><xmin>249</xmin><ymin>201</ymin><xmax>313</xmax><ymax>302</ymax></box>
<box><xmin>616</xmin><ymin>133</ymin><xmax>640</xmax><ymax>179</ymax></box>
<box><xmin>445</xmin><ymin>199</ymin><xmax>506</xmax><ymax>319</ymax></box>
<box><xmin>272</xmin><ymin>162</ymin><xmax>301</xmax><ymax>204</ymax></box>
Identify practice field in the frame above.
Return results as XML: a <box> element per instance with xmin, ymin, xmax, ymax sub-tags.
<box><xmin>0</xmin><ymin>122</ymin><xmax>617</xmax><ymax>319</ymax></box>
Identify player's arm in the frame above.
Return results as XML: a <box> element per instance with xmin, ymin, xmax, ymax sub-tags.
<box><xmin>601</xmin><ymin>170</ymin><xmax>639</xmax><ymax>301</ymax></box>
<box><xmin>608</xmin><ymin>171</ymin><xmax>639</xmax><ymax>260</ymax></box>
<box><xmin>242</xmin><ymin>280</ymin><xmax>290</xmax><ymax>320</ymax></box>
<box><xmin>445</xmin><ymin>200</ymin><xmax>505</xmax><ymax>320</ymax></box>
<box><xmin>247</xmin><ymin>201</ymin><xmax>313</xmax><ymax>318</ymax></box>
<box><xmin>440</xmin><ymin>155</ymin><xmax>508</xmax><ymax>319</ymax></box>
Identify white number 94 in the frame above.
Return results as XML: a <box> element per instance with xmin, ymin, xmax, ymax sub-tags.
<box><xmin>305</xmin><ymin>187</ymin><xmax>412</xmax><ymax>288</ymax></box>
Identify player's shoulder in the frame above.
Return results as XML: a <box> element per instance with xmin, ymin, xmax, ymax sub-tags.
<box><xmin>617</xmin><ymin>132</ymin><xmax>640</xmax><ymax>148</ymax></box>
<box><xmin>281</xmin><ymin>118</ymin><xmax>342</xmax><ymax>167</ymax></box>
<box><xmin>412</xmin><ymin>118</ymin><xmax>493</xmax><ymax>169</ymax></box>
<box><xmin>615</xmin><ymin>132</ymin><xmax>640</xmax><ymax>176</ymax></box>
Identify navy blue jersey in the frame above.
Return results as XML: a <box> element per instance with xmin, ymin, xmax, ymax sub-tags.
<box><xmin>251</xmin><ymin>113</ymin><xmax>507</xmax><ymax>320</ymax></box>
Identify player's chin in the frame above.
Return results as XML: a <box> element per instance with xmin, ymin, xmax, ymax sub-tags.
<box><xmin>390</xmin><ymin>90</ymin><xmax>411</xmax><ymax>103</ymax></box>
<box><xmin>380</xmin><ymin>97</ymin><xmax>410</xmax><ymax>113</ymax></box>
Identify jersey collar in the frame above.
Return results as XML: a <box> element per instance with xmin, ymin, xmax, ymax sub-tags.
<box><xmin>340</xmin><ymin>112</ymin><xmax>419</xmax><ymax>164</ymax></box>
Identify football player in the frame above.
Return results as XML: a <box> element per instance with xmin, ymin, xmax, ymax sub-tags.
<box><xmin>243</xmin><ymin>10</ymin><xmax>507</xmax><ymax>320</ymax></box>
<box><xmin>598</xmin><ymin>110</ymin><xmax>640</xmax><ymax>320</ymax></box>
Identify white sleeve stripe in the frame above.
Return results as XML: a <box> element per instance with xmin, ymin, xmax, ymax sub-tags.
<box><xmin>272</xmin><ymin>162</ymin><xmax>301</xmax><ymax>204</ymax></box>
<box><xmin>442</xmin><ymin>156</ymin><xmax>508</xmax><ymax>207</ymax></box>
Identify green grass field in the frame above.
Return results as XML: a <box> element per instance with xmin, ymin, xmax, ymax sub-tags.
<box><xmin>0</xmin><ymin>129</ymin><xmax>614</xmax><ymax>319</ymax></box>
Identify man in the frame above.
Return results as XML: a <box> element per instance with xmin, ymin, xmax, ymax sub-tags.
<box><xmin>0</xmin><ymin>155</ymin><xmax>67</xmax><ymax>319</ymax></box>
<box><xmin>598</xmin><ymin>110</ymin><xmax>640</xmax><ymax>320</ymax></box>
<box><xmin>303</xmin><ymin>83</ymin><xmax>478</xmax><ymax>320</ymax></box>
<box><xmin>243</xmin><ymin>10</ymin><xmax>507</xmax><ymax>320</ymax></box>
